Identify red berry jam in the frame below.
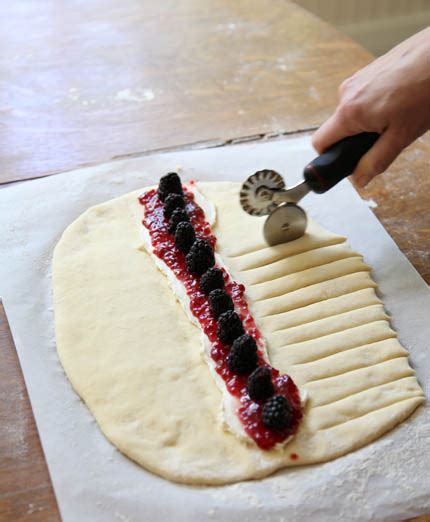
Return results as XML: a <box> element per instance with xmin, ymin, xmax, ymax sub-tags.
<box><xmin>139</xmin><ymin>187</ymin><xmax>302</xmax><ymax>450</ymax></box>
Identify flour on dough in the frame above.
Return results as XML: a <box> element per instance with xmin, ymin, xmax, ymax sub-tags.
<box><xmin>53</xmin><ymin>182</ymin><xmax>424</xmax><ymax>485</ymax></box>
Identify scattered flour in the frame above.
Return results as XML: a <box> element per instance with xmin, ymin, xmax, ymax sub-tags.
<box><xmin>115</xmin><ymin>88</ymin><xmax>155</xmax><ymax>103</ymax></box>
<box><xmin>364</xmin><ymin>198</ymin><xmax>378</xmax><ymax>208</ymax></box>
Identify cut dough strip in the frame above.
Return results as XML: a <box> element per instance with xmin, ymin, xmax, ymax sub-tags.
<box><xmin>308</xmin><ymin>376</ymin><xmax>423</xmax><ymax>430</ymax></box>
<box><xmin>269</xmin><ymin>303</ymin><xmax>388</xmax><ymax>341</ymax></box>
<box><xmin>289</xmin><ymin>341</ymin><xmax>406</xmax><ymax>384</ymax></box>
<box><xmin>241</xmin><ymin>243</ymin><xmax>360</xmax><ymax>285</ymax></box>
<box><xmin>253</xmin><ymin>272</ymin><xmax>377</xmax><ymax>317</ymax></box>
<box><xmin>258</xmin><ymin>287</ymin><xmax>382</xmax><ymax>330</ymax></box>
<box><xmin>312</xmin><ymin>374</ymin><xmax>417</xmax><ymax>409</ymax></box>
<box><xmin>304</xmin><ymin>356</ymin><xmax>416</xmax><ymax>405</ymax></box>
<box><xmin>229</xmin><ymin>235</ymin><xmax>346</xmax><ymax>271</ymax></box>
<box><xmin>247</xmin><ymin>257</ymin><xmax>371</xmax><ymax>301</ymax></box>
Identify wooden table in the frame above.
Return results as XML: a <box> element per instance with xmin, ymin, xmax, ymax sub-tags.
<box><xmin>0</xmin><ymin>1</ymin><xmax>428</xmax><ymax>520</ymax></box>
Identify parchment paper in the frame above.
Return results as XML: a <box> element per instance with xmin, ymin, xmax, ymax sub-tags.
<box><xmin>0</xmin><ymin>135</ymin><xmax>429</xmax><ymax>522</ymax></box>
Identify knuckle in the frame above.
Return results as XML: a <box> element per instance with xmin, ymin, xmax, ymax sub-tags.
<box><xmin>337</xmin><ymin>100</ymin><xmax>363</xmax><ymax>124</ymax></box>
<box><xmin>338</xmin><ymin>77</ymin><xmax>352</xmax><ymax>96</ymax></box>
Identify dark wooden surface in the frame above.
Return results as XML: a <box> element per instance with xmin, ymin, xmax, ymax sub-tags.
<box><xmin>0</xmin><ymin>1</ymin><xmax>429</xmax><ymax>521</ymax></box>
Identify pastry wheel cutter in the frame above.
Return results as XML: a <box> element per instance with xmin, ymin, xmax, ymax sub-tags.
<box><xmin>240</xmin><ymin>132</ymin><xmax>379</xmax><ymax>245</ymax></box>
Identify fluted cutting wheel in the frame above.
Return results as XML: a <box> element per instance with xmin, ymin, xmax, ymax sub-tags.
<box><xmin>239</xmin><ymin>170</ymin><xmax>286</xmax><ymax>216</ymax></box>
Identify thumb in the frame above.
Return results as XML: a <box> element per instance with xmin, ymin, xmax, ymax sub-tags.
<box><xmin>353</xmin><ymin>128</ymin><xmax>407</xmax><ymax>187</ymax></box>
<box><xmin>312</xmin><ymin>108</ymin><xmax>364</xmax><ymax>153</ymax></box>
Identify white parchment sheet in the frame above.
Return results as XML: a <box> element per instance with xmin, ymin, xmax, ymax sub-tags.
<box><xmin>0</xmin><ymin>135</ymin><xmax>429</xmax><ymax>522</ymax></box>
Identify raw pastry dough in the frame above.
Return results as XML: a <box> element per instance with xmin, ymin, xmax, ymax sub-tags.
<box><xmin>53</xmin><ymin>182</ymin><xmax>424</xmax><ymax>485</ymax></box>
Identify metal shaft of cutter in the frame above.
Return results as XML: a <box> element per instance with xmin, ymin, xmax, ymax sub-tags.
<box><xmin>269</xmin><ymin>181</ymin><xmax>311</xmax><ymax>205</ymax></box>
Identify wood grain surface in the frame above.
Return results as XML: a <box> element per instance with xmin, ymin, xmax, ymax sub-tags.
<box><xmin>0</xmin><ymin>302</ymin><xmax>60</xmax><ymax>522</ymax></box>
<box><xmin>0</xmin><ymin>0</ymin><xmax>429</xmax><ymax>521</ymax></box>
<box><xmin>0</xmin><ymin>0</ymin><xmax>372</xmax><ymax>184</ymax></box>
<box><xmin>356</xmin><ymin>133</ymin><xmax>430</xmax><ymax>286</ymax></box>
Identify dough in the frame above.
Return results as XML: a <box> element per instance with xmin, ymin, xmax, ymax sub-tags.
<box><xmin>53</xmin><ymin>182</ymin><xmax>424</xmax><ymax>485</ymax></box>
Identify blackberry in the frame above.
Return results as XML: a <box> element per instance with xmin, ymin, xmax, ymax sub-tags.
<box><xmin>164</xmin><ymin>193</ymin><xmax>185</xmax><ymax>219</ymax></box>
<box><xmin>185</xmin><ymin>239</ymin><xmax>215</xmax><ymax>275</ymax></box>
<box><xmin>168</xmin><ymin>208</ymin><xmax>190</xmax><ymax>234</ymax></box>
<box><xmin>174</xmin><ymin>222</ymin><xmax>196</xmax><ymax>253</ymax></box>
<box><xmin>247</xmin><ymin>367</ymin><xmax>274</xmax><ymax>402</ymax></box>
<box><xmin>227</xmin><ymin>334</ymin><xmax>258</xmax><ymax>374</ymax></box>
<box><xmin>262</xmin><ymin>395</ymin><xmax>293</xmax><ymax>431</ymax></box>
<box><xmin>200</xmin><ymin>267</ymin><xmax>225</xmax><ymax>295</ymax></box>
<box><xmin>209</xmin><ymin>289</ymin><xmax>234</xmax><ymax>318</ymax></box>
<box><xmin>158</xmin><ymin>172</ymin><xmax>183</xmax><ymax>202</ymax></box>
<box><xmin>216</xmin><ymin>310</ymin><xmax>245</xmax><ymax>345</ymax></box>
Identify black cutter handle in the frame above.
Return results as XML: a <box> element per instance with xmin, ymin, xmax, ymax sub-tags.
<box><xmin>303</xmin><ymin>132</ymin><xmax>379</xmax><ymax>194</ymax></box>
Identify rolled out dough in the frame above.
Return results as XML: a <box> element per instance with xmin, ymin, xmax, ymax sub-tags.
<box><xmin>53</xmin><ymin>182</ymin><xmax>424</xmax><ymax>485</ymax></box>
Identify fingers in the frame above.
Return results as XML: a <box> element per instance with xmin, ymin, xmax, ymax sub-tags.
<box><xmin>312</xmin><ymin>113</ymin><xmax>346</xmax><ymax>153</ymax></box>
<box><xmin>352</xmin><ymin>127</ymin><xmax>407</xmax><ymax>187</ymax></box>
<box><xmin>312</xmin><ymin>106</ymin><xmax>363</xmax><ymax>153</ymax></box>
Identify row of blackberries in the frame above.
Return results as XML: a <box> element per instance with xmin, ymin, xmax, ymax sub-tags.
<box><xmin>159</xmin><ymin>173</ymin><xmax>216</xmax><ymax>275</ymax></box>
<box><xmin>158</xmin><ymin>173</ymin><xmax>293</xmax><ymax>431</ymax></box>
<box><xmin>218</xmin><ymin>312</ymin><xmax>293</xmax><ymax>431</ymax></box>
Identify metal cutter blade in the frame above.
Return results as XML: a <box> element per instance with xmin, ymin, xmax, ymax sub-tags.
<box><xmin>263</xmin><ymin>203</ymin><xmax>307</xmax><ymax>245</ymax></box>
<box><xmin>240</xmin><ymin>170</ymin><xmax>310</xmax><ymax>246</ymax></box>
<box><xmin>239</xmin><ymin>133</ymin><xmax>381</xmax><ymax>246</ymax></box>
<box><xmin>239</xmin><ymin>170</ymin><xmax>285</xmax><ymax>216</ymax></box>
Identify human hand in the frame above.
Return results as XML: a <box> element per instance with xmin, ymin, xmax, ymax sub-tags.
<box><xmin>312</xmin><ymin>27</ymin><xmax>430</xmax><ymax>187</ymax></box>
